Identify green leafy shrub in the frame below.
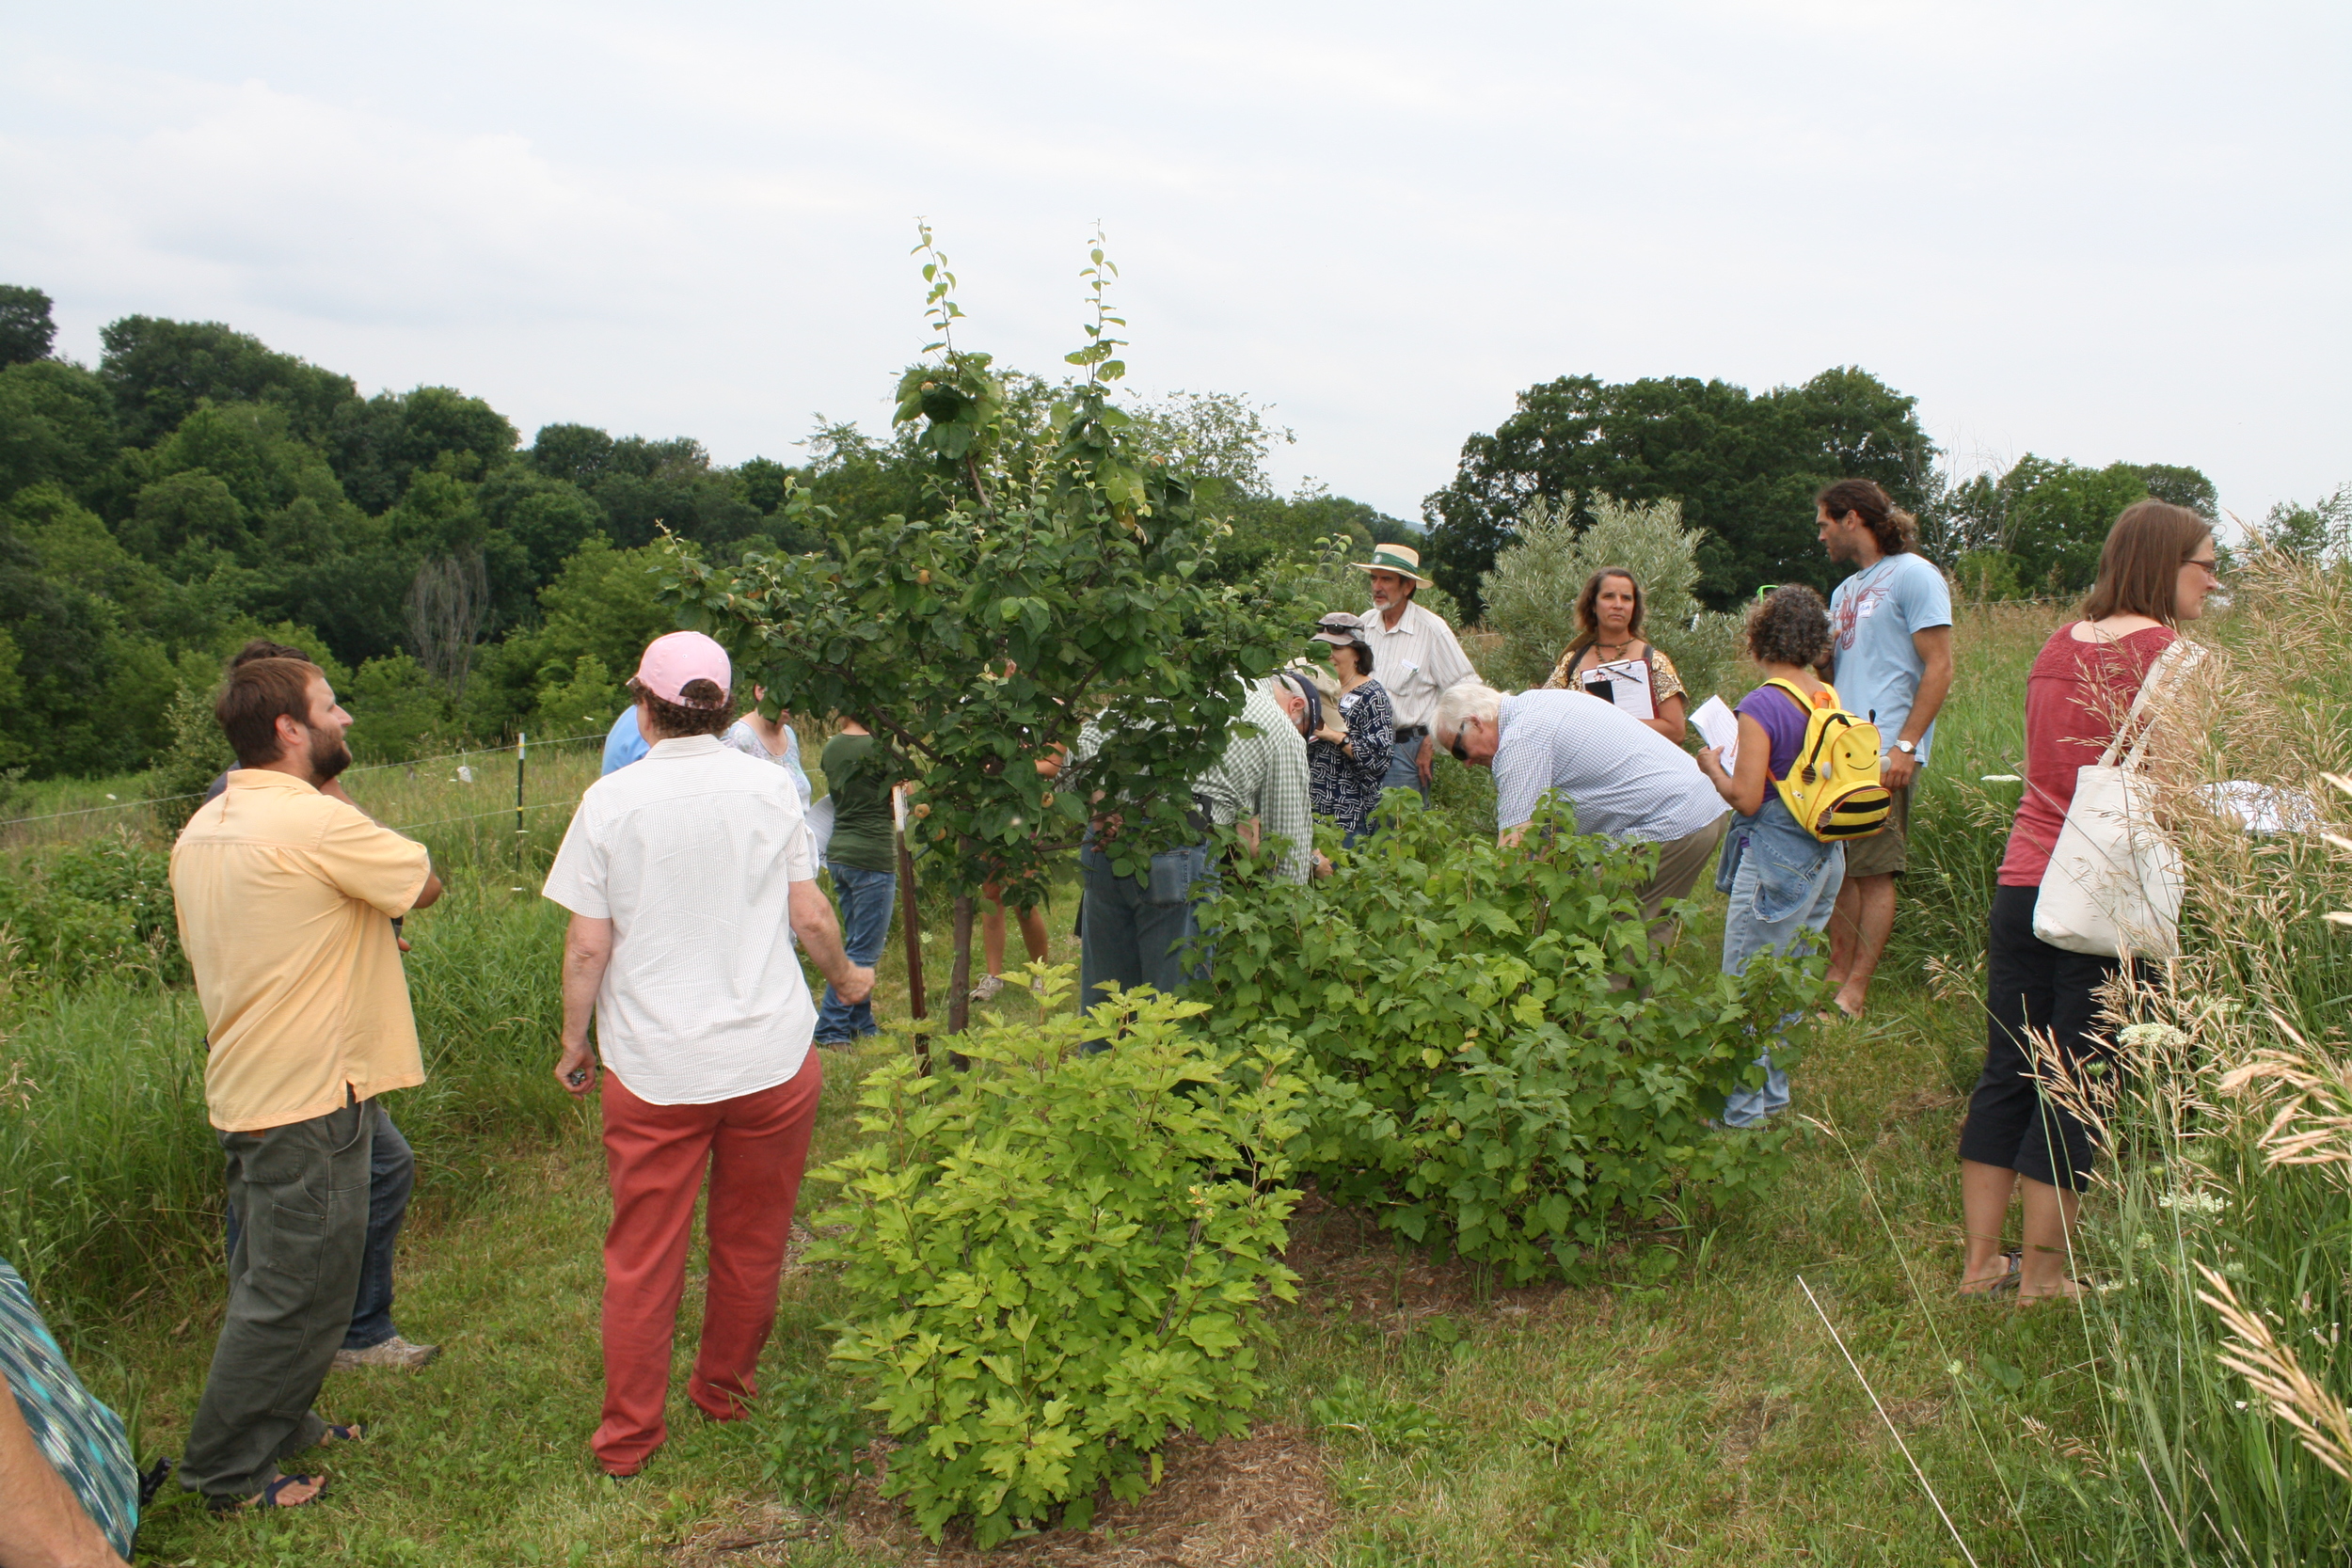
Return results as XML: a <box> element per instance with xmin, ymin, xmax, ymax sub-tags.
<box><xmin>755</xmin><ymin>1369</ymin><xmax>872</xmax><ymax>1506</ymax></box>
<box><xmin>0</xmin><ymin>831</ymin><xmax>182</xmax><ymax>990</ymax></box>
<box><xmin>809</xmin><ymin>974</ymin><xmax>1304</xmax><ymax>1547</ymax></box>
<box><xmin>1201</xmin><ymin>793</ymin><xmax>1818</xmax><ymax>1283</ymax></box>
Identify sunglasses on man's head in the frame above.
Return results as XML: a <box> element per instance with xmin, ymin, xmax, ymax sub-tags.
<box><xmin>1449</xmin><ymin>723</ymin><xmax>1471</xmax><ymax>764</ymax></box>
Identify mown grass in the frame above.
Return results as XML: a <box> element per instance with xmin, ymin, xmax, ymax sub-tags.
<box><xmin>9</xmin><ymin>591</ymin><xmax>2348</xmax><ymax>1564</ymax></box>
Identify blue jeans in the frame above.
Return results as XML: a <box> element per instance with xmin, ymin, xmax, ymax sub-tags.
<box><xmin>1719</xmin><ymin>835</ymin><xmax>1845</xmax><ymax>1128</ymax></box>
<box><xmin>223</xmin><ymin>1108</ymin><xmax>414</xmax><ymax>1350</ymax></box>
<box><xmin>1078</xmin><ymin>842</ymin><xmax>1209</xmax><ymax>1033</ymax></box>
<box><xmin>816</xmin><ymin>860</ymin><xmax>897</xmax><ymax>1042</ymax></box>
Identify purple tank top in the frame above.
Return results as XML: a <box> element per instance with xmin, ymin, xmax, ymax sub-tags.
<box><xmin>1735</xmin><ymin>684</ymin><xmax>1813</xmax><ymax>781</ymax></box>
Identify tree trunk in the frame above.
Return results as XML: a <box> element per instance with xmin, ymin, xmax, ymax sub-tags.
<box><xmin>948</xmin><ymin>893</ymin><xmax>977</xmax><ymax>1037</ymax></box>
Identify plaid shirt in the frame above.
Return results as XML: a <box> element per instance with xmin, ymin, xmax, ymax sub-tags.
<box><xmin>1199</xmin><ymin>684</ymin><xmax>1315</xmax><ymax>882</ymax></box>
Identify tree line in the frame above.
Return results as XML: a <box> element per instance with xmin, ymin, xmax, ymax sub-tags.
<box><xmin>0</xmin><ymin>284</ymin><xmax>1399</xmax><ymax>781</ymax></box>
<box><xmin>3</xmin><ymin>275</ymin><xmax>2314</xmax><ymax>785</ymax></box>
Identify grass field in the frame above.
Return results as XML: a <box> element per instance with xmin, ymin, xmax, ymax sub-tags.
<box><xmin>5</xmin><ymin>592</ymin><xmax>2343</xmax><ymax>1564</ymax></box>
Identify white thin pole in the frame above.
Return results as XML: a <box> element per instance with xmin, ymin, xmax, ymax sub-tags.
<box><xmin>1797</xmin><ymin>1275</ymin><xmax>1980</xmax><ymax>1568</ymax></box>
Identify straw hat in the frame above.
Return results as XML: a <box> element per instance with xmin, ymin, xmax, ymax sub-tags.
<box><xmin>1350</xmin><ymin>543</ymin><xmax>1435</xmax><ymax>586</ymax></box>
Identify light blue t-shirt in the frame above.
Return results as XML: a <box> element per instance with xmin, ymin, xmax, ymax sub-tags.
<box><xmin>1827</xmin><ymin>551</ymin><xmax>1953</xmax><ymax>767</ymax></box>
<box><xmin>601</xmin><ymin>707</ymin><xmax>649</xmax><ymax>774</ymax></box>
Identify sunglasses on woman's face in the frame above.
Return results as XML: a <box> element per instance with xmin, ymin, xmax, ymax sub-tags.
<box><xmin>1449</xmin><ymin>723</ymin><xmax>1471</xmax><ymax>763</ymax></box>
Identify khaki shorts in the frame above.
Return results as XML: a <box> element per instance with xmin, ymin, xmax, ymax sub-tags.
<box><xmin>1841</xmin><ymin>782</ymin><xmax>1912</xmax><ymax>879</ymax></box>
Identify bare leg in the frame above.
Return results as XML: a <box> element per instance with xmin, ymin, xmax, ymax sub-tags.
<box><xmin>1014</xmin><ymin>903</ymin><xmax>1050</xmax><ymax>964</ymax></box>
<box><xmin>980</xmin><ymin>884</ymin><xmax>1008</xmax><ymax>976</ymax></box>
<box><xmin>1825</xmin><ymin>879</ymin><xmax>1860</xmax><ymax>986</ymax></box>
<box><xmin>1831</xmin><ymin>873</ymin><xmax>1897</xmax><ymax>1016</ymax></box>
<box><xmin>1959</xmin><ymin>1159</ymin><xmax>2019</xmax><ymax>1291</ymax></box>
<box><xmin>2016</xmin><ymin>1178</ymin><xmax>2084</xmax><ymax>1298</ymax></box>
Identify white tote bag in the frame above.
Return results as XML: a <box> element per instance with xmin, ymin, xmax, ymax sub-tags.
<box><xmin>2033</xmin><ymin>639</ymin><xmax>2204</xmax><ymax>958</ymax></box>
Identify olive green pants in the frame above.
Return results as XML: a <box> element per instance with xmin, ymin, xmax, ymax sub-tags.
<box><xmin>180</xmin><ymin>1096</ymin><xmax>376</xmax><ymax>1500</ymax></box>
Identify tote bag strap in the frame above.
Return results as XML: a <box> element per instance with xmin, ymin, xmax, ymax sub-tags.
<box><xmin>2096</xmin><ymin>638</ymin><xmax>2204</xmax><ymax>771</ymax></box>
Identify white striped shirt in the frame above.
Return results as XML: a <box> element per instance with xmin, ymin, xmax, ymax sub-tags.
<box><xmin>1358</xmin><ymin>599</ymin><xmax>1477</xmax><ymax>731</ymax></box>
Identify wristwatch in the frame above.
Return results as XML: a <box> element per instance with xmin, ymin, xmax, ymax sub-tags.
<box><xmin>1892</xmin><ymin>739</ymin><xmax>1917</xmax><ymax>756</ymax></box>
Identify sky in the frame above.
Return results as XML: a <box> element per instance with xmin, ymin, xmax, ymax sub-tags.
<box><xmin>3</xmin><ymin>1</ymin><xmax>2346</xmax><ymax>530</ymax></box>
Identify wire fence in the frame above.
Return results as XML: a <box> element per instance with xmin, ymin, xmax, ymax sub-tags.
<box><xmin>0</xmin><ymin>730</ymin><xmax>611</xmax><ymax>834</ymax></box>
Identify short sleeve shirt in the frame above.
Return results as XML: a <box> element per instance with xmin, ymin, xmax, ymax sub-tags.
<box><xmin>1357</xmin><ymin>600</ymin><xmax>1478</xmax><ymax>731</ymax></box>
<box><xmin>602</xmin><ymin>707</ymin><xmax>649</xmax><ymax>774</ymax></box>
<box><xmin>721</xmin><ymin>719</ymin><xmax>815</xmax><ymax>807</ymax></box>
<box><xmin>1736</xmin><ymin>684</ymin><xmax>1815</xmax><ymax>781</ymax></box>
<box><xmin>1827</xmin><ymin>552</ymin><xmax>1954</xmax><ymax>766</ymax></box>
<box><xmin>171</xmin><ymin>771</ymin><xmax>433</xmax><ymax>1132</ymax></box>
<box><xmin>1197</xmin><ymin>685</ymin><xmax>1315</xmax><ymax>883</ymax></box>
<box><xmin>1491</xmin><ymin>689</ymin><xmax>1727</xmax><ymax>845</ymax></box>
<box><xmin>542</xmin><ymin>736</ymin><xmax>821</xmax><ymax>1105</ymax></box>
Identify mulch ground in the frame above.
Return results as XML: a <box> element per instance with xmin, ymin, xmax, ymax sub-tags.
<box><xmin>675</xmin><ymin>1424</ymin><xmax>1336</xmax><ymax>1566</ymax></box>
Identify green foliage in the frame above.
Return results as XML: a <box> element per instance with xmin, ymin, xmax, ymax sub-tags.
<box><xmin>328</xmin><ymin>386</ymin><xmax>520</xmax><ymax>515</ymax></box>
<box><xmin>1200</xmin><ymin>794</ymin><xmax>1816</xmax><ymax>1282</ymax></box>
<box><xmin>1949</xmin><ymin>547</ymin><xmax>2025</xmax><ymax>602</ymax></box>
<box><xmin>0</xmin><ymin>832</ymin><xmax>181</xmax><ymax>990</ymax></box>
<box><xmin>528</xmin><ymin>654</ymin><xmax>623</xmax><ymax>741</ymax></box>
<box><xmin>1482</xmin><ymin>491</ymin><xmax>1740</xmax><ymax>703</ymax></box>
<box><xmin>666</xmin><ymin>231</ymin><xmax>1302</xmax><ymax>939</ymax></box>
<box><xmin>811</xmin><ymin>978</ymin><xmax>1303</xmax><ymax>1546</ymax></box>
<box><xmin>98</xmin><ymin>314</ymin><xmax>360</xmax><ymax>448</ymax></box>
<box><xmin>2257</xmin><ymin>482</ymin><xmax>2349</xmax><ymax>562</ymax></box>
<box><xmin>1423</xmin><ymin>366</ymin><xmax>1934</xmax><ymax>618</ymax></box>
<box><xmin>0</xmin><ymin>286</ymin><xmax>56</xmax><ymax>368</ymax></box>
<box><xmin>347</xmin><ymin>653</ymin><xmax>451</xmax><ymax>764</ymax></box>
<box><xmin>755</xmin><ymin>1370</ymin><xmax>873</xmax><ymax>1506</ymax></box>
<box><xmin>0</xmin><ymin>358</ymin><xmax>118</xmax><ymax>501</ymax></box>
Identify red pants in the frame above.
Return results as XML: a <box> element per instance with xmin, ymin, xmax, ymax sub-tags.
<box><xmin>594</xmin><ymin>1052</ymin><xmax>823</xmax><ymax>1474</ymax></box>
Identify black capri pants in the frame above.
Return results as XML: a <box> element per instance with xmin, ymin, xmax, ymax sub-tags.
<box><xmin>1957</xmin><ymin>883</ymin><xmax>2139</xmax><ymax>1194</ymax></box>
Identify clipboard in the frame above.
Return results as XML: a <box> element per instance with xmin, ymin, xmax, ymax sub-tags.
<box><xmin>1580</xmin><ymin>657</ymin><xmax>1655</xmax><ymax>721</ymax></box>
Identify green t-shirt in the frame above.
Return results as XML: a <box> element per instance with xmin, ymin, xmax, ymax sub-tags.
<box><xmin>820</xmin><ymin>733</ymin><xmax>897</xmax><ymax>873</ymax></box>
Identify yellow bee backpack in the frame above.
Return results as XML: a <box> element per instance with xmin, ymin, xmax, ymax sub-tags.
<box><xmin>1761</xmin><ymin>678</ymin><xmax>1894</xmax><ymax>844</ymax></box>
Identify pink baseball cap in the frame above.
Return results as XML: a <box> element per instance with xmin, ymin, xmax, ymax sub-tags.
<box><xmin>634</xmin><ymin>631</ymin><xmax>732</xmax><ymax>707</ymax></box>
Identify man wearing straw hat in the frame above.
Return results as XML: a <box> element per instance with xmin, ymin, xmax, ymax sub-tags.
<box><xmin>1356</xmin><ymin>543</ymin><xmax>1477</xmax><ymax>809</ymax></box>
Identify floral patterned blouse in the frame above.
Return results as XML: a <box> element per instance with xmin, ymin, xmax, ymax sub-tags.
<box><xmin>1308</xmin><ymin>678</ymin><xmax>1395</xmax><ymax>834</ymax></box>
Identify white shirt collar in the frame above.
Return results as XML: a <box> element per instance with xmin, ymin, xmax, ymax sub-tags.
<box><xmin>646</xmin><ymin>734</ymin><xmax>729</xmax><ymax>758</ymax></box>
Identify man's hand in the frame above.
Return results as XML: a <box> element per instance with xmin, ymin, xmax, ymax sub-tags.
<box><xmin>1415</xmin><ymin>735</ymin><xmax>1435</xmax><ymax>788</ymax></box>
<box><xmin>789</xmin><ymin>879</ymin><xmax>872</xmax><ymax>1007</ymax></box>
<box><xmin>557</xmin><ymin>913</ymin><xmax>614</xmax><ymax>1097</ymax></box>
<box><xmin>554</xmin><ymin>1037</ymin><xmax>598</xmax><ymax>1097</ymax></box>
<box><xmin>1881</xmin><ymin>749</ymin><xmax>1919</xmax><ymax>791</ymax></box>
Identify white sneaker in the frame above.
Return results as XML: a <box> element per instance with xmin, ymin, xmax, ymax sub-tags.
<box><xmin>331</xmin><ymin>1335</ymin><xmax>440</xmax><ymax>1371</ymax></box>
<box><xmin>969</xmin><ymin>974</ymin><xmax>1006</xmax><ymax>1003</ymax></box>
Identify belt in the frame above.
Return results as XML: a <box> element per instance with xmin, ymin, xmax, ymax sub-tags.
<box><xmin>1393</xmin><ymin>724</ymin><xmax>1429</xmax><ymax>740</ymax></box>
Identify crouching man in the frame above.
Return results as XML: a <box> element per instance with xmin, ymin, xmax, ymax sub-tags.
<box><xmin>541</xmin><ymin>632</ymin><xmax>873</xmax><ymax>1479</ymax></box>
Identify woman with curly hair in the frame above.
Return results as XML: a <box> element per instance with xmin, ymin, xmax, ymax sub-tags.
<box><xmin>1694</xmin><ymin>585</ymin><xmax>1847</xmax><ymax>1127</ymax></box>
<box><xmin>1544</xmin><ymin>567</ymin><xmax>1688</xmax><ymax>744</ymax></box>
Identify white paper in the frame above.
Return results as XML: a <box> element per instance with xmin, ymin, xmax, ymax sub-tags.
<box><xmin>2199</xmin><ymin>781</ymin><xmax>2317</xmax><ymax>835</ymax></box>
<box><xmin>1691</xmin><ymin>695</ymin><xmax>1740</xmax><ymax>771</ymax></box>
<box><xmin>806</xmin><ymin>794</ymin><xmax>837</xmax><ymax>854</ymax></box>
<box><xmin>1580</xmin><ymin>657</ymin><xmax>1655</xmax><ymax>720</ymax></box>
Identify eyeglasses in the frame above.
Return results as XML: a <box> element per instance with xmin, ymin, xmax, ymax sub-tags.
<box><xmin>2185</xmin><ymin>556</ymin><xmax>2221</xmax><ymax>577</ymax></box>
<box><xmin>1449</xmin><ymin>722</ymin><xmax>1471</xmax><ymax>764</ymax></box>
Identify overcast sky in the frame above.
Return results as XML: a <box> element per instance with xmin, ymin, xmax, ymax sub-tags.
<box><xmin>4</xmin><ymin>1</ymin><xmax>2344</xmax><ymax>530</ymax></box>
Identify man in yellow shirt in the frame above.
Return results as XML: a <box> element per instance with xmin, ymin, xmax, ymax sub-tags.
<box><xmin>169</xmin><ymin>655</ymin><xmax>442</xmax><ymax>1513</ymax></box>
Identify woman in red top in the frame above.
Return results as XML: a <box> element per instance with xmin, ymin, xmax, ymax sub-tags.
<box><xmin>1956</xmin><ymin>501</ymin><xmax>2220</xmax><ymax>1301</ymax></box>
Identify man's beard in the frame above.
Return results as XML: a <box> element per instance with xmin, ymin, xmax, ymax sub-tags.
<box><xmin>309</xmin><ymin>726</ymin><xmax>352</xmax><ymax>784</ymax></box>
